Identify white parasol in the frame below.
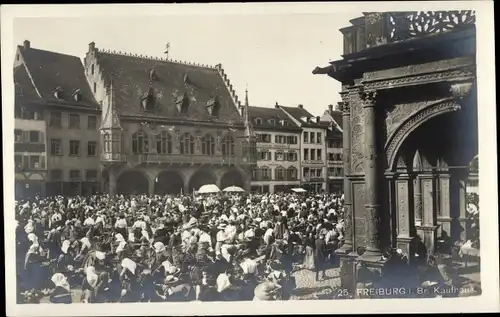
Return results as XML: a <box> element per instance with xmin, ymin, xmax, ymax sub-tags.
<box><xmin>197</xmin><ymin>184</ymin><xmax>221</xmax><ymax>194</ymax></box>
<box><xmin>223</xmin><ymin>186</ymin><xmax>245</xmax><ymax>192</ymax></box>
<box><xmin>291</xmin><ymin>188</ymin><xmax>307</xmax><ymax>193</ymax></box>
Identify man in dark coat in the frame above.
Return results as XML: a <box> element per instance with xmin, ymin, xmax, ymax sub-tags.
<box><xmin>314</xmin><ymin>233</ymin><xmax>327</xmax><ymax>281</ymax></box>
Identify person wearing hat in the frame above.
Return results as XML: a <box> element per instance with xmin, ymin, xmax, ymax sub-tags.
<box><xmin>159</xmin><ymin>275</ymin><xmax>193</xmax><ymax>302</ymax></box>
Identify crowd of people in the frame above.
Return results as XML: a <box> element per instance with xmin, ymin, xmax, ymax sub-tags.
<box><xmin>15</xmin><ymin>191</ymin><xmax>347</xmax><ymax>303</ymax></box>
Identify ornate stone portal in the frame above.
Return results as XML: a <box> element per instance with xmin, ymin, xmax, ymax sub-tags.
<box><xmin>317</xmin><ymin>11</ymin><xmax>477</xmax><ymax>296</ymax></box>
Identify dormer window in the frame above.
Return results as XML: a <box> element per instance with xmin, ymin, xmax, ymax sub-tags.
<box><xmin>280</xmin><ymin>120</ymin><xmax>288</xmax><ymax>126</ymax></box>
<box><xmin>53</xmin><ymin>87</ymin><xmax>63</xmax><ymax>99</ymax></box>
<box><xmin>140</xmin><ymin>87</ymin><xmax>156</xmax><ymax>111</ymax></box>
<box><xmin>268</xmin><ymin>119</ymin><xmax>276</xmax><ymax>126</ymax></box>
<box><xmin>175</xmin><ymin>92</ymin><xmax>190</xmax><ymax>114</ymax></box>
<box><xmin>206</xmin><ymin>96</ymin><xmax>220</xmax><ymax>117</ymax></box>
<box><xmin>300</xmin><ymin>116</ymin><xmax>308</xmax><ymax>123</ymax></box>
<box><xmin>72</xmin><ymin>89</ymin><xmax>82</xmax><ymax>102</ymax></box>
<box><xmin>254</xmin><ymin>118</ymin><xmax>263</xmax><ymax>125</ymax></box>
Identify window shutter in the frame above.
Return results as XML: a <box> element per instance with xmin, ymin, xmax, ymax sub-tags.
<box><xmin>40</xmin><ymin>156</ymin><xmax>46</xmax><ymax>169</ymax></box>
<box><xmin>40</xmin><ymin>132</ymin><xmax>45</xmax><ymax>144</ymax></box>
<box><xmin>23</xmin><ymin>131</ymin><xmax>29</xmax><ymax>143</ymax></box>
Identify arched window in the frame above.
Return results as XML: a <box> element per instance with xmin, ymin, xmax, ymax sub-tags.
<box><xmin>103</xmin><ymin>133</ymin><xmax>111</xmax><ymax>153</ymax></box>
<box><xmin>156</xmin><ymin>131</ymin><xmax>172</xmax><ymax>154</ymax></box>
<box><xmin>287</xmin><ymin>166</ymin><xmax>297</xmax><ymax>180</ymax></box>
<box><xmin>180</xmin><ymin>133</ymin><xmax>194</xmax><ymax>155</ymax></box>
<box><xmin>222</xmin><ymin>135</ymin><xmax>235</xmax><ymax>156</ymax></box>
<box><xmin>252</xmin><ymin>168</ymin><xmax>258</xmax><ymax>180</ymax></box>
<box><xmin>254</xmin><ymin>118</ymin><xmax>263</xmax><ymax>125</ymax></box>
<box><xmin>202</xmin><ymin>134</ymin><xmax>215</xmax><ymax>156</ymax></box>
<box><xmin>260</xmin><ymin>166</ymin><xmax>271</xmax><ymax>180</ymax></box>
<box><xmin>132</xmin><ymin>131</ymin><xmax>149</xmax><ymax>154</ymax></box>
<box><xmin>275</xmin><ymin>166</ymin><xmax>285</xmax><ymax>180</ymax></box>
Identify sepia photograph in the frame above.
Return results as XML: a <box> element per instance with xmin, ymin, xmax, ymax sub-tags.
<box><xmin>2</xmin><ymin>2</ymin><xmax>498</xmax><ymax>316</ymax></box>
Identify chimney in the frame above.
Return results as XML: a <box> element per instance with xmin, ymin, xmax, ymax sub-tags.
<box><xmin>316</xmin><ymin>116</ymin><xmax>321</xmax><ymax>122</ymax></box>
<box><xmin>275</xmin><ymin>102</ymin><xmax>279</xmax><ymax>109</ymax></box>
<box><xmin>298</xmin><ymin>104</ymin><xmax>303</xmax><ymax>109</ymax></box>
<box><xmin>89</xmin><ymin>42</ymin><xmax>95</xmax><ymax>52</ymax></box>
<box><xmin>238</xmin><ymin>105</ymin><xmax>243</xmax><ymax>114</ymax></box>
<box><xmin>23</xmin><ymin>40</ymin><xmax>30</xmax><ymax>49</ymax></box>
<box><xmin>328</xmin><ymin>104</ymin><xmax>333</xmax><ymax>112</ymax></box>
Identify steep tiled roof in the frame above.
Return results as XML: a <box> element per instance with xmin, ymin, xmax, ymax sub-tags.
<box><xmin>18</xmin><ymin>46</ymin><xmax>99</xmax><ymax>108</ymax></box>
<box><xmin>14</xmin><ymin>65</ymin><xmax>42</xmax><ymax>103</ymax></box>
<box><xmin>95</xmin><ymin>51</ymin><xmax>243</xmax><ymax>124</ymax></box>
<box><xmin>280</xmin><ymin>105</ymin><xmax>326</xmax><ymax>128</ymax></box>
<box><xmin>248</xmin><ymin>106</ymin><xmax>300</xmax><ymax>130</ymax></box>
<box><xmin>280</xmin><ymin>105</ymin><xmax>315</xmax><ymax>121</ymax></box>
<box><xmin>330</xmin><ymin>110</ymin><xmax>343</xmax><ymax>130</ymax></box>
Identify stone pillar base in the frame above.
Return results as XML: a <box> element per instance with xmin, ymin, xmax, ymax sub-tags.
<box><xmin>354</xmin><ymin>256</ymin><xmax>388</xmax><ymax>299</ymax></box>
<box><xmin>338</xmin><ymin>252</ymin><xmax>357</xmax><ymax>297</ymax></box>
<box><xmin>417</xmin><ymin>225</ymin><xmax>439</xmax><ymax>254</ymax></box>
<box><xmin>396</xmin><ymin>235</ymin><xmax>415</xmax><ymax>264</ymax></box>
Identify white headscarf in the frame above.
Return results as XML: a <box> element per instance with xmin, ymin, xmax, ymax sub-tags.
<box><xmin>24</xmin><ymin>221</ymin><xmax>34</xmax><ymax>234</ymax></box>
<box><xmin>95</xmin><ymin>251</ymin><xmax>106</xmax><ymax>260</ymax></box>
<box><xmin>240</xmin><ymin>258</ymin><xmax>258</xmax><ymax>275</ymax></box>
<box><xmin>121</xmin><ymin>258</ymin><xmax>137</xmax><ymax>275</ymax></box>
<box><xmin>115</xmin><ymin>233</ymin><xmax>127</xmax><ymax>253</ymax></box>
<box><xmin>154</xmin><ymin>242</ymin><xmax>166</xmax><ymax>254</ymax></box>
<box><xmin>216</xmin><ymin>273</ymin><xmax>231</xmax><ymax>293</ymax></box>
<box><xmin>86</xmin><ymin>266</ymin><xmax>99</xmax><ymax>288</ymax></box>
<box><xmin>61</xmin><ymin>240</ymin><xmax>71</xmax><ymax>254</ymax></box>
<box><xmin>51</xmin><ymin>273</ymin><xmax>70</xmax><ymax>292</ymax></box>
<box><xmin>80</xmin><ymin>237</ymin><xmax>91</xmax><ymax>252</ymax></box>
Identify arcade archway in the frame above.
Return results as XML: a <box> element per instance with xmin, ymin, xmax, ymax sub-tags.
<box><xmin>189</xmin><ymin>169</ymin><xmax>217</xmax><ymax>193</ymax></box>
<box><xmin>155</xmin><ymin>171</ymin><xmax>184</xmax><ymax>195</ymax></box>
<box><xmin>117</xmin><ymin>170</ymin><xmax>149</xmax><ymax>195</ymax></box>
<box><xmin>390</xmin><ymin>98</ymin><xmax>478</xmax><ymax>253</ymax></box>
<box><xmin>220</xmin><ymin>169</ymin><xmax>244</xmax><ymax>190</ymax></box>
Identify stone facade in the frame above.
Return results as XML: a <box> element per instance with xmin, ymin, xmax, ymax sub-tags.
<box><xmin>315</xmin><ymin>11</ymin><xmax>478</xmax><ymax>295</ymax></box>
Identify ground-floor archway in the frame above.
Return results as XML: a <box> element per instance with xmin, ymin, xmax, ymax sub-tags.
<box><xmin>155</xmin><ymin>170</ymin><xmax>184</xmax><ymax>195</ymax></box>
<box><xmin>389</xmin><ymin>101</ymin><xmax>478</xmax><ymax>256</ymax></box>
<box><xmin>220</xmin><ymin>169</ymin><xmax>244</xmax><ymax>190</ymax></box>
<box><xmin>189</xmin><ymin>169</ymin><xmax>216</xmax><ymax>193</ymax></box>
<box><xmin>117</xmin><ymin>170</ymin><xmax>149</xmax><ymax>195</ymax></box>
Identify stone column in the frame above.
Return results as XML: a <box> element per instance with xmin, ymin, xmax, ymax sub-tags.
<box><xmin>412</xmin><ymin>150</ymin><xmax>423</xmax><ymax>227</ymax></box>
<box><xmin>148</xmin><ymin>177</ymin><xmax>155</xmax><ymax>196</ymax></box>
<box><xmin>360</xmin><ymin>89</ymin><xmax>383</xmax><ymax>259</ymax></box>
<box><xmin>337</xmin><ymin>100</ymin><xmax>353</xmax><ymax>254</ymax></box>
<box><xmin>454</xmin><ymin>168</ymin><xmax>469</xmax><ymax>241</ymax></box>
<box><xmin>109</xmin><ymin>169</ymin><xmax>117</xmax><ymax>197</ymax></box>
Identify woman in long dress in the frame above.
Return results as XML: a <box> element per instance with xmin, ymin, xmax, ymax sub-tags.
<box><xmin>303</xmin><ymin>232</ymin><xmax>316</xmax><ymax>270</ymax></box>
<box><xmin>81</xmin><ymin>266</ymin><xmax>100</xmax><ymax>303</ymax></box>
<box><xmin>23</xmin><ymin>233</ymin><xmax>47</xmax><ymax>291</ymax></box>
<box><xmin>49</xmin><ymin>273</ymin><xmax>72</xmax><ymax>304</ymax></box>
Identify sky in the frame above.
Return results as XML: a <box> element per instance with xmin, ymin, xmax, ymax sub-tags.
<box><xmin>13</xmin><ymin>13</ymin><xmax>360</xmax><ymax>116</ymax></box>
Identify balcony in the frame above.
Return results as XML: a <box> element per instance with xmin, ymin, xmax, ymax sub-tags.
<box><xmin>341</xmin><ymin>11</ymin><xmax>476</xmax><ymax>55</ymax></box>
<box><xmin>303</xmin><ymin>176</ymin><xmax>325</xmax><ymax>182</ymax></box>
<box><xmin>302</xmin><ymin>160</ymin><xmax>324</xmax><ymax>165</ymax></box>
<box><xmin>129</xmin><ymin>153</ymin><xmax>242</xmax><ymax>166</ymax></box>
<box><xmin>101</xmin><ymin>153</ymin><xmax>127</xmax><ymax>162</ymax></box>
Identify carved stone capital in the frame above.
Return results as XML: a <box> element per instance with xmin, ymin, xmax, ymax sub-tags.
<box><xmin>450</xmin><ymin>81</ymin><xmax>474</xmax><ymax>100</ymax></box>
<box><xmin>358</xmin><ymin>87</ymin><xmax>378</xmax><ymax>108</ymax></box>
<box><xmin>338</xmin><ymin>101</ymin><xmax>351</xmax><ymax>114</ymax></box>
